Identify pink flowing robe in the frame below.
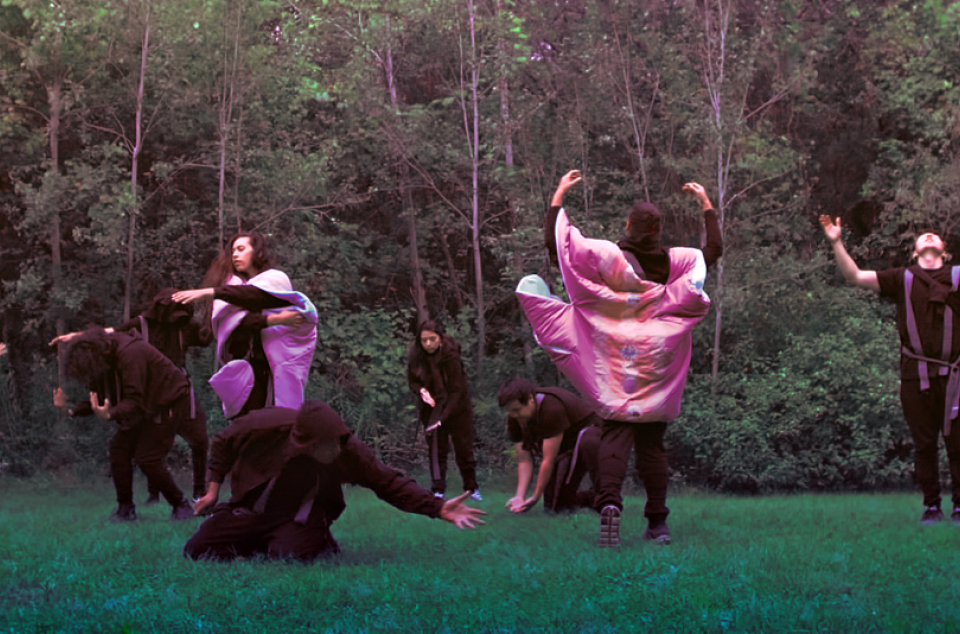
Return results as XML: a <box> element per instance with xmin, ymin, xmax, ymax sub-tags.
<box><xmin>210</xmin><ymin>269</ymin><xmax>318</xmax><ymax>413</ymax></box>
<box><xmin>517</xmin><ymin>209</ymin><xmax>710</xmax><ymax>423</ymax></box>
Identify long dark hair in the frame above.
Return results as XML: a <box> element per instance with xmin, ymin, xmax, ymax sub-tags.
<box><xmin>64</xmin><ymin>326</ymin><xmax>114</xmax><ymax>384</ymax></box>
<box><xmin>407</xmin><ymin>319</ymin><xmax>457</xmax><ymax>393</ymax></box>
<box><xmin>201</xmin><ymin>231</ymin><xmax>273</xmax><ymax>288</ymax></box>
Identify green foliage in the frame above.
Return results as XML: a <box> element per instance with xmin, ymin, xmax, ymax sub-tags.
<box><xmin>675</xmin><ymin>303</ymin><xmax>910</xmax><ymax>492</ymax></box>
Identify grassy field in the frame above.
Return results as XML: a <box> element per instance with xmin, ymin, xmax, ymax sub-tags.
<box><xmin>2</xmin><ymin>475</ymin><xmax>960</xmax><ymax>634</ymax></box>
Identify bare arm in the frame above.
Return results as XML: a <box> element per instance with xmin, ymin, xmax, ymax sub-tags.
<box><xmin>819</xmin><ymin>215</ymin><xmax>879</xmax><ymax>292</ymax></box>
<box><xmin>520</xmin><ymin>433</ymin><xmax>563</xmax><ymax>511</ymax></box>
<box><xmin>507</xmin><ymin>445</ymin><xmax>533</xmax><ymax>512</ymax></box>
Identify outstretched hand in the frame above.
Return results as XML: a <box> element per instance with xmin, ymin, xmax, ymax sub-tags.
<box><xmin>90</xmin><ymin>392</ymin><xmax>112</xmax><ymax>421</ymax></box>
<box><xmin>819</xmin><ymin>214</ymin><xmax>843</xmax><ymax>243</ymax></box>
<box><xmin>193</xmin><ymin>492</ymin><xmax>218</xmax><ymax>515</ymax></box>
<box><xmin>439</xmin><ymin>490</ymin><xmax>486</xmax><ymax>529</ymax></box>
<box><xmin>171</xmin><ymin>288</ymin><xmax>214</xmax><ymax>304</ymax></box>
<box><xmin>266</xmin><ymin>310</ymin><xmax>306</xmax><ymax>327</ymax></box>
<box><xmin>49</xmin><ymin>331</ymin><xmax>81</xmax><ymax>347</ymax></box>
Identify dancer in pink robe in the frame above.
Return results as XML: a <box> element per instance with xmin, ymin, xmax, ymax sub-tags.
<box><xmin>517</xmin><ymin>170</ymin><xmax>721</xmax><ymax>547</ymax></box>
<box><xmin>173</xmin><ymin>232</ymin><xmax>318</xmax><ymax>420</ymax></box>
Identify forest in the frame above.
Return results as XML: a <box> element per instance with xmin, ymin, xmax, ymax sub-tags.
<box><xmin>0</xmin><ymin>0</ymin><xmax>957</xmax><ymax>491</ymax></box>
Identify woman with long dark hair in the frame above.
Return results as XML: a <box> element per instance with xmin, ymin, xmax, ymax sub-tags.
<box><xmin>407</xmin><ymin>319</ymin><xmax>480</xmax><ymax>500</ymax></box>
<box><xmin>172</xmin><ymin>232</ymin><xmax>318</xmax><ymax>419</ymax></box>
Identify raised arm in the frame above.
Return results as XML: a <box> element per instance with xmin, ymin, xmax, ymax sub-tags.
<box><xmin>683</xmin><ymin>182</ymin><xmax>723</xmax><ymax>268</ymax></box>
<box><xmin>545</xmin><ymin>170</ymin><xmax>583</xmax><ymax>262</ymax></box>
<box><xmin>819</xmin><ymin>215</ymin><xmax>880</xmax><ymax>292</ymax></box>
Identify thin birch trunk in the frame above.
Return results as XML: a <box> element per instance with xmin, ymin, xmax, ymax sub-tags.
<box><xmin>123</xmin><ymin>14</ymin><xmax>150</xmax><ymax>322</ymax></box>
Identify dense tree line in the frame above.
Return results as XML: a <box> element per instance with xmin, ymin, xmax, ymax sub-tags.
<box><xmin>1</xmin><ymin>0</ymin><xmax>957</xmax><ymax>490</ymax></box>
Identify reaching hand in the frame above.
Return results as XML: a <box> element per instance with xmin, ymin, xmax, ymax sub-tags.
<box><xmin>420</xmin><ymin>388</ymin><xmax>436</xmax><ymax>408</ymax></box>
<box><xmin>267</xmin><ymin>310</ymin><xmax>306</xmax><ymax>327</ymax></box>
<box><xmin>49</xmin><ymin>332</ymin><xmax>81</xmax><ymax>347</ymax></box>
<box><xmin>171</xmin><ymin>289</ymin><xmax>214</xmax><ymax>304</ymax></box>
<box><xmin>53</xmin><ymin>388</ymin><xmax>70</xmax><ymax>411</ymax></box>
<box><xmin>439</xmin><ymin>490</ymin><xmax>487</xmax><ymax>529</ymax></box>
<box><xmin>193</xmin><ymin>492</ymin><xmax>218</xmax><ymax>515</ymax></box>
<box><xmin>0</xmin><ymin>342</ymin><xmax>6</xmax><ymax>357</ymax></box>
<box><xmin>90</xmin><ymin>392</ymin><xmax>112</xmax><ymax>421</ymax></box>
<box><xmin>506</xmin><ymin>495</ymin><xmax>524</xmax><ymax>512</ymax></box>
<box><xmin>819</xmin><ymin>215</ymin><xmax>843</xmax><ymax>243</ymax></box>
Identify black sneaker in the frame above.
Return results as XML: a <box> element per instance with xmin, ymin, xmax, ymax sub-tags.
<box><xmin>921</xmin><ymin>506</ymin><xmax>944</xmax><ymax>525</ymax></box>
<box><xmin>598</xmin><ymin>505</ymin><xmax>621</xmax><ymax>548</ymax></box>
<box><xmin>952</xmin><ymin>509</ymin><xmax>960</xmax><ymax>525</ymax></box>
<box><xmin>110</xmin><ymin>504</ymin><xmax>137</xmax><ymax>522</ymax></box>
<box><xmin>171</xmin><ymin>500</ymin><xmax>196</xmax><ymax>521</ymax></box>
<box><xmin>642</xmin><ymin>521</ymin><xmax>671</xmax><ymax>545</ymax></box>
<box><xmin>144</xmin><ymin>492</ymin><xmax>161</xmax><ymax>506</ymax></box>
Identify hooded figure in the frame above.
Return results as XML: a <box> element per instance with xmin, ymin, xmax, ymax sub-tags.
<box><xmin>184</xmin><ymin>400</ymin><xmax>483</xmax><ymax>561</ymax></box>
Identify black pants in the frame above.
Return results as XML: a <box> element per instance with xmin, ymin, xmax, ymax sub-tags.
<box><xmin>111</xmin><ymin>397</ymin><xmax>191</xmax><ymax>509</ymax></box>
<box><xmin>184</xmin><ymin>506</ymin><xmax>338</xmax><ymax>561</ymax></box>
<box><xmin>427</xmin><ymin>419</ymin><xmax>478</xmax><ymax>494</ymax></box>
<box><xmin>902</xmin><ymin>377</ymin><xmax>960</xmax><ymax>509</ymax></box>
<box><xmin>544</xmin><ymin>425</ymin><xmax>600</xmax><ymax>513</ymax></box>
<box><xmin>594</xmin><ymin>420</ymin><xmax>669</xmax><ymax>523</ymax></box>
<box><xmin>148</xmin><ymin>392</ymin><xmax>208</xmax><ymax>498</ymax></box>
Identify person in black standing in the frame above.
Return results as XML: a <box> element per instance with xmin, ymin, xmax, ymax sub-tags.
<box><xmin>184</xmin><ymin>400</ymin><xmax>485</xmax><ymax>561</ymax></box>
<box><xmin>499</xmin><ymin>377</ymin><xmax>601</xmax><ymax>514</ymax></box>
<box><xmin>546</xmin><ymin>170</ymin><xmax>722</xmax><ymax>547</ymax></box>
<box><xmin>821</xmin><ymin>216</ymin><xmax>960</xmax><ymax>524</ymax></box>
<box><xmin>52</xmin><ymin>288</ymin><xmax>212</xmax><ymax>501</ymax></box>
<box><xmin>53</xmin><ymin>327</ymin><xmax>196</xmax><ymax>522</ymax></box>
<box><xmin>407</xmin><ymin>320</ymin><xmax>480</xmax><ymax>500</ymax></box>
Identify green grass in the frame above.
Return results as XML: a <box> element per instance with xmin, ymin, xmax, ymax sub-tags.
<box><xmin>2</xmin><ymin>476</ymin><xmax>960</xmax><ymax>633</ymax></box>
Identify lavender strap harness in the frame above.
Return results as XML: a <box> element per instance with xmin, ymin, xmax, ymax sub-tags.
<box><xmin>902</xmin><ymin>266</ymin><xmax>960</xmax><ymax>436</ymax></box>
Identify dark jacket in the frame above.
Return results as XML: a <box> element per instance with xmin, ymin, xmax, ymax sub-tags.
<box><xmin>408</xmin><ymin>339</ymin><xmax>474</xmax><ymax>430</ymax></box>
<box><xmin>73</xmin><ymin>332</ymin><xmax>191</xmax><ymax>430</ymax></box>
<box><xmin>113</xmin><ymin>291</ymin><xmax>211</xmax><ymax>369</ymax></box>
<box><xmin>207</xmin><ymin>407</ymin><xmax>444</xmax><ymax>523</ymax></box>
<box><xmin>507</xmin><ymin>387</ymin><xmax>599</xmax><ymax>455</ymax></box>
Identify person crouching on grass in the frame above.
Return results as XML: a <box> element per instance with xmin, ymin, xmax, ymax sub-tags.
<box><xmin>53</xmin><ymin>327</ymin><xmax>196</xmax><ymax>522</ymax></box>
<box><xmin>184</xmin><ymin>400</ymin><xmax>485</xmax><ymax>562</ymax></box>
<box><xmin>499</xmin><ymin>377</ymin><xmax>601</xmax><ymax>514</ymax></box>
<box><xmin>821</xmin><ymin>216</ymin><xmax>960</xmax><ymax>525</ymax></box>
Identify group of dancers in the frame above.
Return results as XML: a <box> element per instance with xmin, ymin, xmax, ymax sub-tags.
<box><xmin>46</xmin><ymin>169</ymin><xmax>960</xmax><ymax>560</ymax></box>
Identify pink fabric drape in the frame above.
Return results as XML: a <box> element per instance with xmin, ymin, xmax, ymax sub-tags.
<box><xmin>517</xmin><ymin>209</ymin><xmax>710</xmax><ymax>422</ymax></box>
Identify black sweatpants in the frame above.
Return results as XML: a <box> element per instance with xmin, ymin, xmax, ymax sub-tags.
<box><xmin>544</xmin><ymin>425</ymin><xmax>600</xmax><ymax>513</ymax></box>
<box><xmin>594</xmin><ymin>420</ymin><xmax>670</xmax><ymax>523</ymax></box>
<box><xmin>111</xmin><ymin>395</ymin><xmax>191</xmax><ymax>509</ymax></box>
<box><xmin>427</xmin><ymin>419</ymin><xmax>478</xmax><ymax>495</ymax></box>
<box><xmin>183</xmin><ymin>506</ymin><xmax>338</xmax><ymax>561</ymax></box>
<box><xmin>901</xmin><ymin>377</ymin><xmax>960</xmax><ymax>510</ymax></box>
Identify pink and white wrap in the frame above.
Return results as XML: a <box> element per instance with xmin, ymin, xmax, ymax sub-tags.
<box><xmin>517</xmin><ymin>209</ymin><xmax>710</xmax><ymax>423</ymax></box>
<box><xmin>211</xmin><ymin>269</ymin><xmax>318</xmax><ymax>411</ymax></box>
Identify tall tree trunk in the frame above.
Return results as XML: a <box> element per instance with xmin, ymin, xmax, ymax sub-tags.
<box><xmin>123</xmin><ymin>14</ymin><xmax>150</xmax><ymax>322</ymax></box>
<box><xmin>700</xmin><ymin>0</ymin><xmax>730</xmax><ymax>388</ymax></box>
<box><xmin>218</xmin><ymin>2</ymin><xmax>242</xmax><ymax>249</ymax></box>
<box><xmin>384</xmin><ymin>16</ymin><xmax>428</xmax><ymax>324</ymax></box>
<box><xmin>47</xmin><ymin>78</ymin><xmax>65</xmax><ymax>389</ymax></box>
<box><xmin>466</xmin><ymin>0</ymin><xmax>485</xmax><ymax>368</ymax></box>
<box><xmin>497</xmin><ymin>1</ymin><xmax>531</xmax><ymax>374</ymax></box>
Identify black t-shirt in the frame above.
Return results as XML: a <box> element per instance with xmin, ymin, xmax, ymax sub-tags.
<box><xmin>507</xmin><ymin>390</ymin><xmax>595</xmax><ymax>455</ymax></box>
<box><xmin>877</xmin><ymin>265</ymin><xmax>960</xmax><ymax>380</ymax></box>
